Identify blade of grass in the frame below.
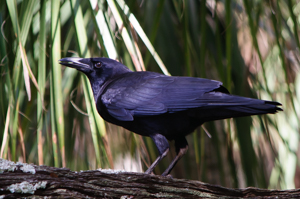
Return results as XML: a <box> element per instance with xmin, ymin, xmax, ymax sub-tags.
<box><xmin>225</xmin><ymin>0</ymin><xmax>232</xmax><ymax>92</ymax></box>
<box><xmin>51</xmin><ymin>0</ymin><xmax>65</xmax><ymax>167</ymax></box>
<box><xmin>106</xmin><ymin>0</ymin><xmax>142</xmax><ymax>71</ymax></box>
<box><xmin>88</xmin><ymin>0</ymin><xmax>117</xmax><ymax>59</ymax></box>
<box><xmin>37</xmin><ymin>0</ymin><xmax>47</xmax><ymax>165</ymax></box>
<box><xmin>19</xmin><ymin>43</ymin><xmax>31</xmax><ymax>101</ymax></box>
<box><xmin>214</xmin><ymin>2</ymin><xmax>225</xmax><ymax>82</ymax></box>
<box><xmin>116</xmin><ymin>0</ymin><xmax>169</xmax><ymax>74</ymax></box>
<box><xmin>130</xmin><ymin>24</ymin><xmax>145</xmax><ymax>71</ymax></box>
<box><xmin>0</xmin><ymin>105</ymin><xmax>10</xmax><ymax>159</ymax></box>
<box><xmin>287</xmin><ymin>0</ymin><xmax>300</xmax><ymax>49</ymax></box>
<box><xmin>200</xmin><ymin>0</ymin><xmax>207</xmax><ymax>78</ymax></box>
<box><xmin>5</xmin><ymin>0</ymin><xmax>19</xmax><ymax>35</ymax></box>
<box><xmin>0</xmin><ymin>15</ymin><xmax>12</xmax><ymax>138</ymax></box>
<box><xmin>50</xmin><ymin>81</ymin><xmax>59</xmax><ymax>167</ymax></box>
<box><xmin>182</xmin><ymin>1</ymin><xmax>192</xmax><ymax>76</ymax></box>
<box><xmin>11</xmin><ymin>96</ymin><xmax>20</xmax><ymax>161</ymax></box>
<box><xmin>143</xmin><ymin>0</ymin><xmax>165</xmax><ymax>68</ymax></box>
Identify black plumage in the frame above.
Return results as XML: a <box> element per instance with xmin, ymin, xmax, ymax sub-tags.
<box><xmin>59</xmin><ymin>57</ymin><xmax>282</xmax><ymax>176</ymax></box>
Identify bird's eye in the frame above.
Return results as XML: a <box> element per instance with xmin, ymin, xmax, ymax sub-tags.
<box><xmin>95</xmin><ymin>62</ymin><xmax>102</xmax><ymax>68</ymax></box>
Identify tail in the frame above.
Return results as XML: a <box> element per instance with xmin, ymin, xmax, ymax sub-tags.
<box><xmin>225</xmin><ymin>100</ymin><xmax>282</xmax><ymax>116</ymax></box>
<box><xmin>198</xmin><ymin>94</ymin><xmax>282</xmax><ymax>122</ymax></box>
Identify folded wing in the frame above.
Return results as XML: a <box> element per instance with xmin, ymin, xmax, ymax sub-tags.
<box><xmin>100</xmin><ymin>72</ymin><xmax>280</xmax><ymax>121</ymax></box>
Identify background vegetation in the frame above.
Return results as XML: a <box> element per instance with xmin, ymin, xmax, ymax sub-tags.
<box><xmin>0</xmin><ymin>0</ymin><xmax>299</xmax><ymax>189</ymax></box>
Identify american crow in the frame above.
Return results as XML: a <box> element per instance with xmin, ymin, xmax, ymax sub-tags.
<box><xmin>59</xmin><ymin>57</ymin><xmax>282</xmax><ymax>176</ymax></box>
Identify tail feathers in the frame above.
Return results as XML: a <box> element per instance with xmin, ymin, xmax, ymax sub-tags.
<box><xmin>264</xmin><ymin>100</ymin><xmax>282</xmax><ymax>108</ymax></box>
<box><xmin>227</xmin><ymin>100</ymin><xmax>282</xmax><ymax>115</ymax></box>
<box><xmin>198</xmin><ymin>97</ymin><xmax>282</xmax><ymax>122</ymax></box>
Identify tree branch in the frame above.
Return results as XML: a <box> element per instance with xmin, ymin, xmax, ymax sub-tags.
<box><xmin>0</xmin><ymin>158</ymin><xmax>299</xmax><ymax>198</ymax></box>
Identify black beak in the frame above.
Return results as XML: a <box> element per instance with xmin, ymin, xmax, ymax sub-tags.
<box><xmin>59</xmin><ymin>57</ymin><xmax>93</xmax><ymax>73</ymax></box>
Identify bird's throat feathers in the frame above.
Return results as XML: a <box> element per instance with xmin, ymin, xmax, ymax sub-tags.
<box><xmin>87</xmin><ymin>74</ymin><xmax>110</xmax><ymax>101</ymax></box>
<box><xmin>86</xmin><ymin>66</ymin><xmax>131</xmax><ymax>101</ymax></box>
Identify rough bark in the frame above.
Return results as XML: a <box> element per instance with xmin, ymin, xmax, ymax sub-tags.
<box><xmin>0</xmin><ymin>158</ymin><xmax>299</xmax><ymax>198</ymax></box>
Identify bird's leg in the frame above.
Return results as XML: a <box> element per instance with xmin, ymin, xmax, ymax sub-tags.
<box><xmin>145</xmin><ymin>134</ymin><xmax>170</xmax><ymax>174</ymax></box>
<box><xmin>161</xmin><ymin>137</ymin><xmax>188</xmax><ymax>176</ymax></box>
<box><xmin>145</xmin><ymin>148</ymin><xmax>169</xmax><ymax>174</ymax></box>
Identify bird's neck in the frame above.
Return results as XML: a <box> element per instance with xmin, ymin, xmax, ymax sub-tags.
<box><xmin>88</xmin><ymin>70</ymin><xmax>132</xmax><ymax>101</ymax></box>
<box><xmin>88</xmin><ymin>76</ymin><xmax>115</xmax><ymax>102</ymax></box>
<box><xmin>88</xmin><ymin>78</ymin><xmax>103</xmax><ymax>102</ymax></box>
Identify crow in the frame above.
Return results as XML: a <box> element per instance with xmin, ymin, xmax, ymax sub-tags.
<box><xmin>59</xmin><ymin>57</ymin><xmax>282</xmax><ymax>176</ymax></box>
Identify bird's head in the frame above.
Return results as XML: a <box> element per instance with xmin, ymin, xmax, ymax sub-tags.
<box><xmin>59</xmin><ymin>57</ymin><xmax>132</xmax><ymax>98</ymax></box>
<box><xmin>59</xmin><ymin>57</ymin><xmax>132</xmax><ymax>78</ymax></box>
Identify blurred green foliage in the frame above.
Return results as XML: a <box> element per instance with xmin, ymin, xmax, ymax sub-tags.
<box><xmin>0</xmin><ymin>0</ymin><xmax>299</xmax><ymax>189</ymax></box>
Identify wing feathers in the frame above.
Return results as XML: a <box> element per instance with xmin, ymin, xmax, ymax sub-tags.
<box><xmin>100</xmin><ymin>72</ymin><xmax>273</xmax><ymax>121</ymax></box>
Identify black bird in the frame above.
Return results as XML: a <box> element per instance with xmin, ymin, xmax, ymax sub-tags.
<box><xmin>59</xmin><ymin>57</ymin><xmax>282</xmax><ymax>176</ymax></box>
